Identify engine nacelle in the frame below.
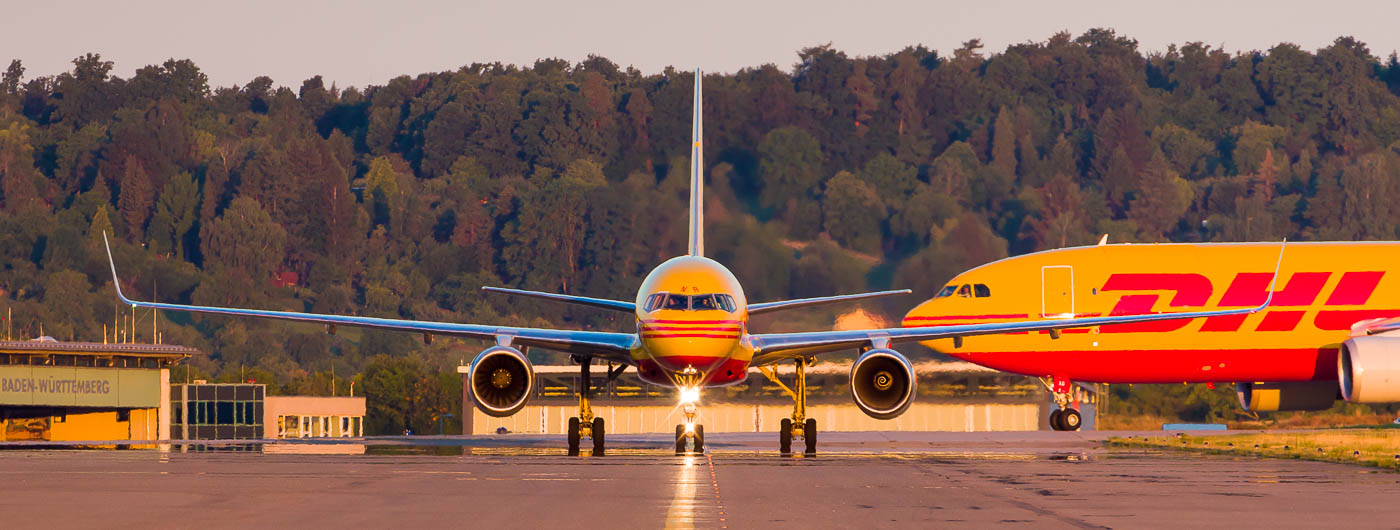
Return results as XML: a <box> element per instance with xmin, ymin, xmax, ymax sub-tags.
<box><xmin>1340</xmin><ymin>336</ymin><xmax>1400</xmax><ymax>403</ymax></box>
<box><xmin>850</xmin><ymin>348</ymin><xmax>916</xmax><ymax>420</ymax></box>
<box><xmin>1235</xmin><ymin>381</ymin><xmax>1337</xmax><ymax>412</ymax></box>
<box><xmin>468</xmin><ymin>346</ymin><xmax>535</xmax><ymax>417</ymax></box>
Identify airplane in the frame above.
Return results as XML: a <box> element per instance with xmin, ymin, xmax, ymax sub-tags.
<box><xmin>904</xmin><ymin>239</ymin><xmax>1400</xmax><ymax>430</ymax></box>
<box><xmin>103</xmin><ymin>69</ymin><xmax>1275</xmax><ymax>455</ymax></box>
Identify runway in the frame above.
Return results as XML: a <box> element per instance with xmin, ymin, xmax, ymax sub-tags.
<box><xmin>1</xmin><ymin>432</ymin><xmax>1397</xmax><ymax>528</ymax></box>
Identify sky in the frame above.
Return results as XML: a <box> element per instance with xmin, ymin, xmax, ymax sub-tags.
<box><xmin>3</xmin><ymin>0</ymin><xmax>1399</xmax><ymax>89</ymax></box>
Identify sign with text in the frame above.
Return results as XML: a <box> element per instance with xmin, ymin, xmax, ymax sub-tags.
<box><xmin>0</xmin><ymin>366</ymin><xmax>158</xmax><ymax>408</ymax></box>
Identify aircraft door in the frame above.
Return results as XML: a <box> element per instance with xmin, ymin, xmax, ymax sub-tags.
<box><xmin>1041</xmin><ymin>266</ymin><xmax>1074</xmax><ymax>318</ymax></box>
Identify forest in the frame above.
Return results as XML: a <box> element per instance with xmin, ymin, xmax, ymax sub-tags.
<box><xmin>3</xmin><ymin>30</ymin><xmax>1400</xmax><ymax>433</ymax></box>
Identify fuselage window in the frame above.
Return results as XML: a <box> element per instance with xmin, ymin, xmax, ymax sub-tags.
<box><xmin>935</xmin><ymin>285</ymin><xmax>957</xmax><ymax>298</ymax></box>
<box><xmin>973</xmin><ymin>284</ymin><xmax>990</xmax><ymax>298</ymax></box>
<box><xmin>664</xmin><ymin>294</ymin><xmax>690</xmax><ymax>310</ymax></box>
<box><xmin>957</xmin><ymin>284</ymin><xmax>972</xmax><ymax>298</ymax></box>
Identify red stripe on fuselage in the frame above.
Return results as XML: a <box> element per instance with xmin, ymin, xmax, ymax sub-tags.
<box><xmin>640</xmin><ymin>326</ymin><xmax>741</xmax><ymax>331</ymax></box>
<box><xmin>948</xmin><ymin>347</ymin><xmax>1338</xmax><ymax>383</ymax></box>
<box><xmin>641</xmin><ymin>333</ymin><xmax>741</xmax><ymax>339</ymax></box>
<box><xmin>641</xmin><ymin>319</ymin><xmax>741</xmax><ymax>325</ymax></box>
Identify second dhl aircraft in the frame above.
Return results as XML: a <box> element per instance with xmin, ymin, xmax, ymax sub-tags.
<box><xmin>906</xmin><ymin>240</ymin><xmax>1400</xmax><ymax>430</ymax></box>
<box><xmin>106</xmin><ymin>70</ymin><xmax>1276</xmax><ymax>455</ymax></box>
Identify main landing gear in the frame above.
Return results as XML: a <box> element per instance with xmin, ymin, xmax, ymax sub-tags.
<box><xmin>760</xmin><ymin>357</ymin><xmax>817</xmax><ymax>455</ymax></box>
<box><xmin>675</xmin><ymin>367</ymin><xmax>705</xmax><ymax>455</ymax></box>
<box><xmin>1041</xmin><ymin>376</ymin><xmax>1082</xmax><ymax>431</ymax></box>
<box><xmin>567</xmin><ymin>357</ymin><xmax>623</xmax><ymax>456</ymax></box>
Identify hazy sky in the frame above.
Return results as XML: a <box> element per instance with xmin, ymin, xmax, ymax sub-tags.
<box><xmin>4</xmin><ymin>0</ymin><xmax>1398</xmax><ymax>89</ymax></box>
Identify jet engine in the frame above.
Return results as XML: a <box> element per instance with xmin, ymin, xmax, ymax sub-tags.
<box><xmin>1339</xmin><ymin>335</ymin><xmax>1400</xmax><ymax>403</ymax></box>
<box><xmin>468</xmin><ymin>346</ymin><xmax>535</xmax><ymax>417</ymax></box>
<box><xmin>849</xmin><ymin>348</ymin><xmax>916</xmax><ymax>419</ymax></box>
<box><xmin>1235</xmin><ymin>381</ymin><xmax>1337</xmax><ymax>412</ymax></box>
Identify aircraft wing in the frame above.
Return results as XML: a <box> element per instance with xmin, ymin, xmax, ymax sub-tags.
<box><xmin>103</xmin><ymin>236</ymin><xmax>636</xmax><ymax>362</ymax></box>
<box><xmin>482</xmin><ymin>286</ymin><xmax>635</xmax><ymax>312</ymax></box>
<box><xmin>747</xmin><ymin>290</ymin><xmax>911</xmax><ymax>315</ymax></box>
<box><xmin>747</xmin><ymin>301</ymin><xmax>1271</xmax><ymax>366</ymax></box>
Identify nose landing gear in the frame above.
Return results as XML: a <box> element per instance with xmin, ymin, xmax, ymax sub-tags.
<box><xmin>567</xmin><ymin>357</ymin><xmax>607</xmax><ymax>455</ymax></box>
<box><xmin>760</xmin><ymin>357</ymin><xmax>817</xmax><ymax>455</ymax></box>
<box><xmin>1041</xmin><ymin>376</ymin><xmax>1082</xmax><ymax>431</ymax></box>
<box><xmin>674</xmin><ymin>366</ymin><xmax>705</xmax><ymax>455</ymax></box>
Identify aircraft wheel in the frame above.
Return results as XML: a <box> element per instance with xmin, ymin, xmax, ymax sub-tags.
<box><xmin>803</xmin><ymin>418</ymin><xmax>817</xmax><ymax>455</ymax></box>
<box><xmin>1060</xmin><ymin>408</ymin><xmax>1082</xmax><ymax>431</ymax></box>
<box><xmin>779</xmin><ymin>418</ymin><xmax>792</xmax><ymax>455</ymax></box>
<box><xmin>1049</xmin><ymin>409</ymin><xmax>1065</xmax><ymax>431</ymax></box>
<box><xmin>694</xmin><ymin>425</ymin><xmax>705</xmax><ymax>453</ymax></box>
<box><xmin>592</xmin><ymin>417</ymin><xmax>606</xmax><ymax>456</ymax></box>
<box><xmin>675</xmin><ymin>424</ymin><xmax>686</xmax><ymax>455</ymax></box>
<box><xmin>567</xmin><ymin>417</ymin><xmax>581</xmax><ymax>456</ymax></box>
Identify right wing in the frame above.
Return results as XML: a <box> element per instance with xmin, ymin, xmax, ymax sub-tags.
<box><xmin>482</xmin><ymin>286</ymin><xmax>635</xmax><ymax>313</ymax></box>
<box><xmin>747</xmin><ymin>289</ymin><xmax>911</xmax><ymax>315</ymax></box>
<box><xmin>104</xmin><ymin>235</ymin><xmax>637</xmax><ymax>362</ymax></box>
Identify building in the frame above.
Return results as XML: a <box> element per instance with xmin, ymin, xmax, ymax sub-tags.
<box><xmin>0</xmin><ymin>340</ymin><xmax>194</xmax><ymax>442</ymax></box>
<box><xmin>171</xmin><ymin>382</ymin><xmax>365</xmax><ymax>440</ymax></box>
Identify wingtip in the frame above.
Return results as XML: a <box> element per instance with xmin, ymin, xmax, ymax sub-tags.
<box><xmin>101</xmin><ymin>231</ymin><xmax>135</xmax><ymax>307</ymax></box>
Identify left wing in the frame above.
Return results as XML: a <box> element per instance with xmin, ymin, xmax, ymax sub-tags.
<box><xmin>482</xmin><ymin>286</ymin><xmax>635</xmax><ymax>313</ymax></box>
<box><xmin>103</xmin><ymin>235</ymin><xmax>637</xmax><ymax>363</ymax></box>
<box><xmin>748</xmin><ymin>301</ymin><xmax>1271</xmax><ymax>366</ymax></box>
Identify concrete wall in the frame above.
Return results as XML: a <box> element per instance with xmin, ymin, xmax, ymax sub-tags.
<box><xmin>470</xmin><ymin>403</ymin><xmax>1041</xmax><ymax>435</ymax></box>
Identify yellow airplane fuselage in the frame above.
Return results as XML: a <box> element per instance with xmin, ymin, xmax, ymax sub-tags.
<box><xmin>904</xmin><ymin>242</ymin><xmax>1400</xmax><ymax>383</ymax></box>
<box><xmin>632</xmin><ymin>256</ymin><xmax>753</xmax><ymax>387</ymax></box>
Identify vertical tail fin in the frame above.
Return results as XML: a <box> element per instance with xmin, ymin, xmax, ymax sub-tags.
<box><xmin>688</xmin><ymin>68</ymin><xmax>704</xmax><ymax>257</ymax></box>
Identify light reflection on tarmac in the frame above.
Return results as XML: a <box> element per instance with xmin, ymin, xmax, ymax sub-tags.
<box><xmin>0</xmin><ymin>432</ymin><xmax>1397</xmax><ymax>527</ymax></box>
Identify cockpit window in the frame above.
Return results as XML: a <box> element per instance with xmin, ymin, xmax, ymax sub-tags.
<box><xmin>957</xmin><ymin>284</ymin><xmax>972</xmax><ymax>298</ymax></box>
<box><xmin>664</xmin><ymin>294</ymin><xmax>689</xmax><ymax>310</ymax></box>
<box><xmin>648</xmin><ymin>292</ymin><xmax>738</xmax><ymax>312</ymax></box>
<box><xmin>935</xmin><ymin>285</ymin><xmax>957</xmax><ymax>298</ymax></box>
<box><xmin>691</xmin><ymin>294</ymin><xmax>718</xmax><ymax>310</ymax></box>
<box><xmin>644</xmin><ymin>294</ymin><xmax>664</xmax><ymax>312</ymax></box>
<box><xmin>715</xmin><ymin>294</ymin><xmax>737</xmax><ymax>312</ymax></box>
<box><xmin>973</xmin><ymin>284</ymin><xmax>990</xmax><ymax>298</ymax></box>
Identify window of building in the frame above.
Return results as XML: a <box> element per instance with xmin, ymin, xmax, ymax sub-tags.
<box><xmin>973</xmin><ymin>284</ymin><xmax>991</xmax><ymax>298</ymax></box>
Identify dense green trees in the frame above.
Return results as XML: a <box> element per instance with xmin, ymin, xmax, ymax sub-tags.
<box><xmin>3</xmin><ymin>30</ymin><xmax>1400</xmax><ymax>431</ymax></box>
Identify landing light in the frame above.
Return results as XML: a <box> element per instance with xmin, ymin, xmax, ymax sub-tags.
<box><xmin>680</xmin><ymin>387</ymin><xmax>701</xmax><ymax>404</ymax></box>
<box><xmin>685</xmin><ymin>422</ymin><xmax>695</xmax><ymax>434</ymax></box>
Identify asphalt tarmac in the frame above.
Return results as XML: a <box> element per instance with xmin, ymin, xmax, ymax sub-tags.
<box><xmin>1</xmin><ymin>432</ymin><xmax>1397</xmax><ymax>528</ymax></box>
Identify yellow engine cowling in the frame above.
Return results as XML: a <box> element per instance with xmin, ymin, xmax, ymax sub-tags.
<box><xmin>1340</xmin><ymin>336</ymin><xmax>1400</xmax><ymax>403</ymax></box>
<box><xmin>1235</xmin><ymin>381</ymin><xmax>1338</xmax><ymax>412</ymax></box>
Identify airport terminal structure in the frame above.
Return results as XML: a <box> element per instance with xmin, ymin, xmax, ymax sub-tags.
<box><xmin>0</xmin><ymin>339</ymin><xmax>364</xmax><ymax>443</ymax></box>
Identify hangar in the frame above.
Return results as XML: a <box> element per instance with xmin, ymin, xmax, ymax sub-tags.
<box><xmin>0</xmin><ymin>339</ymin><xmax>193</xmax><ymax>443</ymax></box>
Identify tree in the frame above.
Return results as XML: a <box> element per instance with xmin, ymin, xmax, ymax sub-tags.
<box><xmin>149</xmin><ymin>172</ymin><xmax>199</xmax><ymax>257</ymax></box>
<box><xmin>0</xmin><ymin>120</ymin><xmax>40</xmax><ymax>212</ymax></box>
<box><xmin>2</xmin><ymin>60</ymin><xmax>22</xmax><ymax>95</ymax></box>
<box><xmin>117</xmin><ymin>155</ymin><xmax>154</xmax><ymax>240</ymax></box>
<box><xmin>757</xmin><ymin>126</ymin><xmax>824</xmax><ymax>219</ymax></box>
<box><xmin>1127</xmin><ymin>150</ymin><xmax>1192</xmax><ymax>239</ymax></box>
<box><xmin>822</xmin><ymin>171</ymin><xmax>885</xmax><ymax>253</ymax></box>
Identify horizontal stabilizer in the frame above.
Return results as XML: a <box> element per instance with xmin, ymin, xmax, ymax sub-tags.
<box><xmin>748</xmin><ymin>290</ymin><xmax>911</xmax><ymax>316</ymax></box>
<box><xmin>481</xmin><ymin>286</ymin><xmax>636</xmax><ymax>313</ymax></box>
